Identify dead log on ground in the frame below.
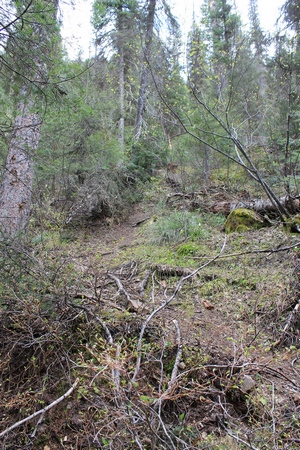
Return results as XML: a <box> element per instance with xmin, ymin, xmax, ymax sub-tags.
<box><xmin>210</xmin><ymin>195</ymin><xmax>300</xmax><ymax>216</ymax></box>
<box><xmin>150</xmin><ymin>264</ymin><xmax>194</xmax><ymax>277</ymax></box>
<box><xmin>168</xmin><ymin>192</ymin><xmax>300</xmax><ymax>217</ymax></box>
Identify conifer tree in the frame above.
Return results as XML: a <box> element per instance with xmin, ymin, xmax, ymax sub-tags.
<box><xmin>248</xmin><ymin>0</ymin><xmax>265</xmax><ymax>56</ymax></box>
<box><xmin>267</xmin><ymin>0</ymin><xmax>300</xmax><ymax>179</ymax></box>
<box><xmin>92</xmin><ymin>0</ymin><xmax>140</xmax><ymax>151</ymax></box>
<box><xmin>134</xmin><ymin>0</ymin><xmax>157</xmax><ymax>141</ymax></box>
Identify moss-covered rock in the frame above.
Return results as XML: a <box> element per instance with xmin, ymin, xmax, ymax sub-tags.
<box><xmin>284</xmin><ymin>214</ymin><xmax>300</xmax><ymax>233</ymax></box>
<box><xmin>224</xmin><ymin>208</ymin><xmax>267</xmax><ymax>234</ymax></box>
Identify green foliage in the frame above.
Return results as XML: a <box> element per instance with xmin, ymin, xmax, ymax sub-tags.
<box><xmin>284</xmin><ymin>214</ymin><xmax>300</xmax><ymax>233</ymax></box>
<box><xmin>130</xmin><ymin>137</ymin><xmax>168</xmax><ymax>179</ymax></box>
<box><xmin>35</xmin><ymin>57</ymin><xmax>128</xmax><ymax>195</ymax></box>
<box><xmin>0</xmin><ymin>234</ymin><xmax>75</xmax><ymax>311</ymax></box>
<box><xmin>176</xmin><ymin>242</ymin><xmax>198</xmax><ymax>256</ymax></box>
<box><xmin>283</xmin><ymin>0</ymin><xmax>300</xmax><ymax>31</ymax></box>
<box><xmin>201</xmin><ymin>0</ymin><xmax>241</xmax><ymax>61</ymax></box>
<box><xmin>0</xmin><ymin>85</ymin><xmax>13</xmax><ymax>161</ymax></box>
<box><xmin>141</xmin><ymin>211</ymin><xmax>210</xmax><ymax>245</ymax></box>
<box><xmin>92</xmin><ymin>0</ymin><xmax>139</xmax><ymax>31</ymax></box>
<box><xmin>4</xmin><ymin>0</ymin><xmax>62</xmax><ymax>98</ymax></box>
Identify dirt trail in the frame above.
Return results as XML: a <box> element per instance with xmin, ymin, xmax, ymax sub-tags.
<box><xmin>74</xmin><ymin>204</ymin><xmax>151</xmax><ymax>268</ymax></box>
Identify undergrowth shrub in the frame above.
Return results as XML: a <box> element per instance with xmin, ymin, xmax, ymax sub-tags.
<box><xmin>0</xmin><ymin>231</ymin><xmax>82</xmax><ymax>313</ymax></box>
<box><xmin>142</xmin><ymin>211</ymin><xmax>211</xmax><ymax>245</ymax></box>
<box><xmin>0</xmin><ymin>226</ymin><xmax>299</xmax><ymax>448</ymax></box>
<box><xmin>65</xmin><ymin>167</ymin><xmax>140</xmax><ymax>223</ymax></box>
<box><xmin>34</xmin><ymin>166</ymin><xmax>143</xmax><ymax>227</ymax></box>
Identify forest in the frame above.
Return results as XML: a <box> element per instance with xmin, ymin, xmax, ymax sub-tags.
<box><xmin>1</xmin><ymin>0</ymin><xmax>300</xmax><ymax>448</ymax></box>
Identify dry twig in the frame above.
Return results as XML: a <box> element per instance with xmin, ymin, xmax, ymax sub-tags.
<box><xmin>193</xmin><ymin>240</ymin><xmax>300</xmax><ymax>260</ymax></box>
<box><xmin>154</xmin><ymin>320</ymin><xmax>183</xmax><ymax>409</ymax></box>
<box><xmin>108</xmin><ymin>273</ymin><xmax>131</xmax><ymax>301</ymax></box>
<box><xmin>138</xmin><ymin>269</ymin><xmax>151</xmax><ymax>296</ymax></box>
<box><xmin>0</xmin><ymin>379</ymin><xmax>79</xmax><ymax>439</ymax></box>
<box><xmin>169</xmin><ymin>320</ymin><xmax>182</xmax><ymax>386</ymax></box>
<box><xmin>69</xmin><ymin>301</ymin><xmax>114</xmax><ymax>344</ymax></box>
<box><xmin>272</xmin><ymin>300</ymin><xmax>300</xmax><ymax>348</ymax></box>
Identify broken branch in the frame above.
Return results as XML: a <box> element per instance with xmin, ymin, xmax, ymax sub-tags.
<box><xmin>0</xmin><ymin>379</ymin><xmax>79</xmax><ymax>439</ymax></box>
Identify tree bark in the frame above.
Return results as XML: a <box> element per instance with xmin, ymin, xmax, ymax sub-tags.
<box><xmin>117</xmin><ymin>4</ymin><xmax>125</xmax><ymax>152</ymax></box>
<box><xmin>0</xmin><ymin>0</ymin><xmax>58</xmax><ymax>237</ymax></box>
<box><xmin>0</xmin><ymin>88</ymin><xmax>41</xmax><ymax>236</ymax></box>
<box><xmin>118</xmin><ymin>45</ymin><xmax>125</xmax><ymax>151</ymax></box>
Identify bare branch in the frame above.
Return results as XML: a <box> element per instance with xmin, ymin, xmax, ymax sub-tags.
<box><xmin>272</xmin><ymin>300</ymin><xmax>300</xmax><ymax>348</ymax></box>
<box><xmin>0</xmin><ymin>378</ymin><xmax>79</xmax><ymax>439</ymax></box>
<box><xmin>69</xmin><ymin>301</ymin><xmax>114</xmax><ymax>344</ymax></box>
<box><xmin>109</xmin><ymin>272</ymin><xmax>131</xmax><ymax>302</ymax></box>
<box><xmin>222</xmin><ymin>427</ymin><xmax>260</xmax><ymax>450</ymax></box>
<box><xmin>0</xmin><ymin>0</ymin><xmax>33</xmax><ymax>33</ymax></box>
<box><xmin>169</xmin><ymin>320</ymin><xmax>182</xmax><ymax>386</ymax></box>
<box><xmin>193</xmin><ymin>240</ymin><xmax>300</xmax><ymax>260</ymax></box>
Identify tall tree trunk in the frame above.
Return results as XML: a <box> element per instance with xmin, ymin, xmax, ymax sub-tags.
<box><xmin>0</xmin><ymin>0</ymin><xmax>58</xmax><ymax>237</ymax></box>
<box><xmin>0</xmin><ymin>87</ymin><xmax>41</xmax><ymax>236</ymax></box>
<box><xmin>116</xmin><ymin>3</ymin><xmax>126</xmax><ymax>153</ymax></box>
<box><xmin>118</xmin><ymin>45</ymin><xmax>125</xmax><ymax>151</ymax></box>
<box><xmin>134</xmin><ymin>0</ymin><xmax>156</xmax><ymax>141</ymax></box>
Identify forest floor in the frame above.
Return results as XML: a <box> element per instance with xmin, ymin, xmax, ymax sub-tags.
<box><xmin>1</xmin><ymin>177</ymin><xmax>300</xmax><ymax>449</ymax></box>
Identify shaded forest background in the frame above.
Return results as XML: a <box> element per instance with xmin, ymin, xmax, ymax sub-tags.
<box><xmin>2</xmin><ymin>0</ymin><xmax>300</xmax><ymax>231</ymax></box>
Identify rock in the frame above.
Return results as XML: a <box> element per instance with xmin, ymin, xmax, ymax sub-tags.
<box><xmin>292</xmin><ymin>393</ymin><xmax>300</xmax><ymax>405</ymax></box>
<box><xmin>224</xmin><ymin>208</ymin><xmax>267</xmax><ymax>234</ymax></box>
<box><xmin>128</xmin><ymin>299</ymin><xmax>144</xmax><ymax>311</ymax></box>
<box><xmin>241</xmin><ymin>374</ymin><xmax>256</xmax><ymax>392</ymax></box>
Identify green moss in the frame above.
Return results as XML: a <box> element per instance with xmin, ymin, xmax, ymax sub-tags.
<box><xmin>284</xmin><ymin>214</ymin><xmax>300</xmax><ymax>233</ymax></box>
<box><xmin>224</xmin><ymin>208</ymin><xmax>267</xmax><ymax>234</ymax></box>
<box><xmin>176</xmin><ymin>243</ymin><xmax>198</xmax><ymax>256</ymax></box>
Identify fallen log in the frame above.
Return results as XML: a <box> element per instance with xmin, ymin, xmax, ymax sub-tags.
<box><xmin>210</xmin><ymin>196</ymin><xmax>300</xmax><ymax>216</ymax></box>
<box><xmin>150</xmin><ymin>263</ymin><xmax>194</xmax><ymax>277</ymax></box>
<box><xmin>167</xmin><ymin>191</ymin><xmax>300</xmax><ymax>218</ymax></box>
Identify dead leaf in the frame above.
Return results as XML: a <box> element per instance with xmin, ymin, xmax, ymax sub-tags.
<box><xmin>201</xmin><ymin>299</ymin><xmax>214</xmax><ymax>310</ymax></box>
<box><xmin>128</xmin><ymin>299</ymin><xmax>144</xmax><ymax>311</ymax></box>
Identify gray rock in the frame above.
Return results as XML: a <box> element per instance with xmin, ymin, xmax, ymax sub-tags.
<box><xmin>241</xmin><ymin>375</ymin><xmax>256</xmax><ymax>392</ymax></box>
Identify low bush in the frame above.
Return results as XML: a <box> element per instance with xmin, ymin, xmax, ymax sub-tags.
<box><xmin>141</xmin><ymin>211</ymin><xmax>210</xmax><ymax>245</ymax></box>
